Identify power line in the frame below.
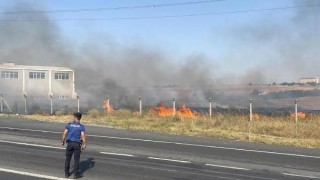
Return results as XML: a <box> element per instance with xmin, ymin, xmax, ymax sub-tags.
<box><xmin>0</xmin><ymin>3</ymin><xmax>319</xmax><ymax>22</ymax></box>
<box><xmin>1</xmin><ymin>0</ymin><xmax>224</xmax><ymax>14</ymax></box>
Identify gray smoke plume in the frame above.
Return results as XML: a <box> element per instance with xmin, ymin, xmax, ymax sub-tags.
<box><xmin>1</xmin><ymin>1</ymin><xmax>319</xmax><ymax>111</ymax></box>
<box><xmin>226</xmin><ymin>0</ymin><xmax>320</xmax><ymax>84</ymax></box>
<box><xmin>76</xmin><ymin>43</ymin><xmax>216</xmax><ymax>107</ymax></box>
<box><xmin>0</xmin><ymin>2</ymin><xmax>216</xmax><ymax>109</ymax></box>
<box><xmin>0</xmin><ymin>3</ymin><xmax>75</xmax><ymax>67</ymax></box>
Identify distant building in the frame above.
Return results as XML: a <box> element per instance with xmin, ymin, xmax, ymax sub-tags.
<box><xmin>298</xmin><ymin>77</ymin><xmax>319</xmax><ymax>84</ymax></box>
<box><xmin>0</xmin><ymin>63</ymin><xmax>77</xmax><ymax>99</ymax></box>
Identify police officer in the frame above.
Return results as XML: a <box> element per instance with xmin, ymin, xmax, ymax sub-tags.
<box><xmin>61</xmin><ymin>112</ymin><xmax>87</xmax><ymax>179</ymax></box>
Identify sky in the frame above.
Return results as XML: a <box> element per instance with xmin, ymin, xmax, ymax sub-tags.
<box><xmin>0</xmin><ymin>0</ymin><xmax>319</xmax><ymax>103</ymax></box>
<box><xmin>43</xmin><ymin>0</ymin><xmax>296</xmax><ymax>72</ymax></box>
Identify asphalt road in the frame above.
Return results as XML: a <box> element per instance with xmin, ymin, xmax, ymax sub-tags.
<box><xmin>0</xmin><ymin>116</ymin><xmax>319</xmax><ymax>180</ymax></box>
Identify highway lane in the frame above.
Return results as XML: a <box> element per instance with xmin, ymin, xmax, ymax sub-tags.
<box><xmin>0</xmin><ymin>117</ymin><xmax>319</xmax><ymax>179</ymax></box>
<box><xmin>0</xmin><ymin>141</ymin><xmax>311</xmax><ymax>180</ymax></box>
<box><xmin>0</xmin><ymin>171</ymin><xmax>48</xmax><ymax>180</ymax></box>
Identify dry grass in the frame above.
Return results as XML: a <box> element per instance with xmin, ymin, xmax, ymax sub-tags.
<box><xmin>16</xmin><ymin>110</ymin><xmax>320</xmax><ymax>149</ymax></box>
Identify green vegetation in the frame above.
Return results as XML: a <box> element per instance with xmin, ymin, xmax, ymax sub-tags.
<box><xmin>19</xmin><ymin>110</ymin><xmax>320</xmax><ymax>149</ymax></box>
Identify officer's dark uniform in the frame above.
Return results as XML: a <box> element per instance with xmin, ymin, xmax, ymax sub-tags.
<box><xmin>64</xmin><ymin>121</ymin><xmax>85</xmax><ymax>177</ymax></box>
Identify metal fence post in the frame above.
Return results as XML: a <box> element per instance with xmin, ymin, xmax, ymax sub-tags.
<box><xmin>0</xmin><ymin>94</ymin><xmax>3</xmax><ymax>113</ymax></box>
<box><xmin>295</xmin><ymin>99</ymin><xmax>298</xmax><ymax>124</ymax></box>
<box><xmin>107</xmin><ymin>96</ymin><xmax>110</xmax><ymax>112</ymax></box>
<box><xmin>50</xmin><ymin>95</ymin><xmax>53</xmax><ymax>115</ymax></box>
<box><xmin>249</xmin><ymin>98</ymin><xmax>253</xmax><ymax>141</ymax></box>
<box><xmin>24</xmin><ymin>94</ymin><xmax>27</xmax><ymax>114</ymax></box>
<box><xmin>209</xmin><ymin>98</ymin><xmax>212</xmax><ymax>117</ymax></box>
<box><xmin>294</xmin><ymin>99</ymin><xmax>298</xmax><ymax>138</ymax></box>
<box><xmin>172</xmin><ymin>97</ymin><xmax>176</xmax><ymax>117</ymax></box>
<box><xmin>249</xmin><ymin>99</ymin><xmax>253</xmax><ymax>122</ymax></box>
<box><xmin>77</xmin><ymin>96</ymin><xmax>80</xmax><ymax>112</ymax></box>
<box><xmin>139</xmin><ymin>96</ymin><xmax>142</xmax><ymax>116</ymax></box>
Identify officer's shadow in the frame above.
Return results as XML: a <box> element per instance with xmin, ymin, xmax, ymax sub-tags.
<box><xmin>76</xmin><ymin>157</ymin><xmax>95</xmax><ymax>177</ymax></box>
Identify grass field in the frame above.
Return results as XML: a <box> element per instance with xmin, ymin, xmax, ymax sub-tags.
<box><xmin>15</xmin><ymin>108</ymin><xmax>320</xmax><ymax>149</ymax></box>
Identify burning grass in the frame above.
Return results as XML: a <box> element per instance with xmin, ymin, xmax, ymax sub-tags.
<box><xmin>19</xmin><ymin>109</ymin><xmax>320</xmax><ymax>149</ymax></box>
<box><xmin>103</xmin><ymin>98</ymin><xmax>115</xmax><ymax>113</ymax></box>
<box><xmin>290</xmin><ymin>112</ymin><xmax>306</xmax><ymax>119</ymax></box>
<box><xmin>151</xmin><ymin>103</ymin><xmax>197</xmax><ymax>118</ymax></box>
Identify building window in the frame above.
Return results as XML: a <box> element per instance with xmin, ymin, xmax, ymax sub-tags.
<box><xmin>29</xmin><ymin>72</ymin><xmax>45</xmax><ymax>79</ymax></box>
<box><xmin>1</xmin><ymin>71</ymin><xmax>18</xmax><ymax>79</ymax></box>
<box><xmin>55</xmin><ymin>73</ymin><xmax>69</xmax><ymax>80</ymax></box>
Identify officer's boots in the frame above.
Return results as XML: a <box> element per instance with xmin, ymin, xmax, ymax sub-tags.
<box><xmin>65</xmin><ymin>171</ymin><xmax>70</xmax><ymax>178</ymax></box>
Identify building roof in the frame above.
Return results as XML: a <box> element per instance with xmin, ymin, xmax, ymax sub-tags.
<box><xmin>0</xmin><ymin>63</ymin><xmax>73</xmax><ymax>71</ymax></box>
<box><xmin>299</xmin><ymin>77</ymin><xmax>319</xmax><ymax>79</ymax></box>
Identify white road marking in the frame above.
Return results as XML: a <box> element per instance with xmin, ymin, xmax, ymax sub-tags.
<box><xmin>100</xmin><ymin>152</ymin><xmax>135</xmax><ymax>157</ymax></box>
<box><xmin>0</xmin><ymin>126</ymin><xmax>59</xmax><ymax>134</ymax></box>
<box><xmin>88</xmin><ymin>137</ymin><xmax>320</xmax><ymax>159</ymax></box>
<box><xmin>0</xmin><ymin>139</ymin><xmax>64</xmax><ymax>150</ymax></box>
<box><xmin>205</xmin><ymin>164</ymin><xmax>250</xmax><ymax>171</ymax></box>
<box><xmin>0</xmin><ymin>167</ymin><xmax>68</xmax><ymax>180</ymax></box>
<box><xmin>1</xmin><ymin>126</ymin><xmax>320</xmax><ymax>159</ymax></box>
<box><xmin>87</xmin><ymin>135</ymin><xmax>320</xmax><ymax>159</ymax></box>
<box><xmin>283</xmin><ymin>173</ymin><xmax>320</xmax><ymax>179</ymax></box>
<box><xmin>148</xmin><ymin>157</ymin><xmax>191</xmax><ymax>164</ymax></box>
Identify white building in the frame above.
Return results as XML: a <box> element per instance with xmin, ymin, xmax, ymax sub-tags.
<box><xmin>298</xmin><ymin>77</ymin><xmax>319</xmax><ymax>84</ymax></box>
<box><xmin>0</xmin><ymin>63</ymin><xmax>77</xmax><ymax>99</ymax></box>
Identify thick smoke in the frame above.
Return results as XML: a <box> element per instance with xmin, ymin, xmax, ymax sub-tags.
<box><xmin>0</xmin><ymin>3</ymin><xmax>74</xmax><ymax>67</ymax></box>
<box><xmin>0</xmin><ymin>3</ymin><xmax>216</xmax><ymax>108</ymax></box>
<box><xmin>1</xmin><ymin>1</ymin><xmax>319</xmax><ymax>110</ymax></box>
<box><xmin>225</xmin><ymin>0</ymin><xmax>320</xmax><ymax>84</ymax></box>
<box><xmin>76</xmin><ymin>43</ymin><xmax>216</xmax><ymax>107</ymax></box>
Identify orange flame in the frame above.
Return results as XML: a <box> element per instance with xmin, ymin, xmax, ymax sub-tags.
<box><xmin>103</xmin><ymin>99</ymin><xmax>114</xmax><ymax>113</ymax></box>
<box><xmin>151</xmin><ymin>103</ymin><xmax>173</xmax><ymax>117</ymax></box>
<box><xmin>290</xmin><ymin>112</ymin><xmax>306</xmax><ymax>119</ymax></box>
<box><xmin>151</xmin><ymin>103</ymin><xmax>196</xmax><ymax>118</ymax></box>
<box><xmin>177</xmin><ymin>104</ymin><xmax>196</xmax><ymax>118</ymax></box>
